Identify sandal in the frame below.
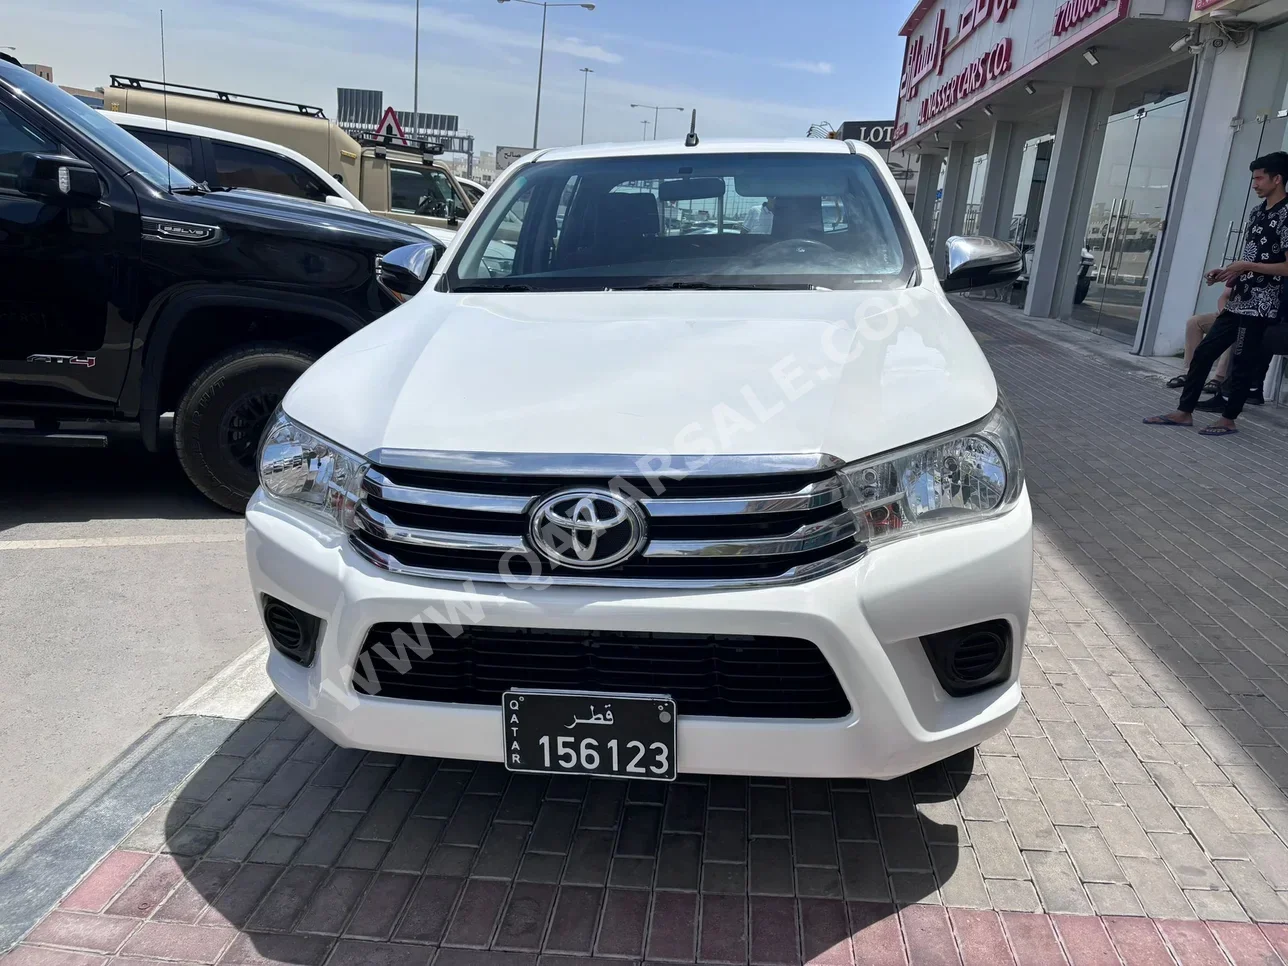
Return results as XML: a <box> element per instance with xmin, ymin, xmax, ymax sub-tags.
<box><xmin>1166</xmin><ymin>375</ymin><xmax>1185</xmax><ymax>389</ymax></box>
<box><xmin>1203</xmin><ymin>380</ymin><xmax>1222</xmax><ymax>394</ymax></box>
<box><xmin>1143</xmin><ymin>415</ymin><xmax>1191</xmax><ymax>426</ymax></box>
<box><xmin>1199</xmin><ymin>425</ymin><xmax>1238</xmax><ymax>437</ymax></box>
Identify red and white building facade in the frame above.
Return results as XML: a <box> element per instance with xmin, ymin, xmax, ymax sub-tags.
<box><xmin>896</xmin><ymin>0</ymin><xmax>1288</xmax><ymax>383</ymax></box>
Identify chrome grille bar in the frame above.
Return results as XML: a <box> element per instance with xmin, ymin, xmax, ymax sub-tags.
<box><xmin>364</xmin><ymin>470</ymin><xmax>530</xmax><ymax>514</ymax></box>
<box><xmin>356</xmin><ymin>505</ymin><xmax>527</xmax><ymax>553</ymax></box>
<box><xmin>365</xmin><ymin>470</ymin><xmax>844</xmax><ymax>518</ymax></box>
<box><xmin>641</xmin><ymin>480</ymin><xmax>845</xmax><ymax>517</ymax></box>
<box><xmin>644</xmin><ymin>515</ymin><xmax>857</xmax><ymax>558</ymax></box>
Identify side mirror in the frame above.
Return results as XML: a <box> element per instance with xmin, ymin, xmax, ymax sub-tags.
<box><xmin>446</xmin><ymin>198</ymin><xmax>459</xmax><ymax>227</ymax></box>
<box><xmin>17</xmin><ymin>154</ymin><xmax>102</xmax><ymax>205</ymax></box>
<box><xmin>324</xmin><ymin>195</ymin><xmax>356</xmax><ymax>210</ymax></box>
<box><xmin>941</xmin><ymin>236</ymin><xmax>1024</xmax><ymax>293</ymax></box>
<box><xmin>377</xmin><ymin>241</ymin><xmax>445</xmax><ymax>303</ymax></box>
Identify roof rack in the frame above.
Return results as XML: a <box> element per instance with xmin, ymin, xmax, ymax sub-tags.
<box><xmin>352</xmin><ymin>129</ymin><xmax>446</xmax><ymax>156</ymax></box>
<box><xmin>108</xmin><ymin>75</ymin><xmax>326</xmax><ymax>117</ymax></box>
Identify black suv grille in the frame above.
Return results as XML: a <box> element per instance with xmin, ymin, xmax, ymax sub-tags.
<box><xmin>354</xmin><ymin>624</ymin><xmax>852</xmax><ymax>719</ymax></box>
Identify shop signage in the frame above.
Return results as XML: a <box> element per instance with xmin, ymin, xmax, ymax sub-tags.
<box><xmin>918</xmin><ymin>38</ymin><xmax>1014</xmax><ymax>124</ymax></box>
<box><xmin>901</xmin><ymin>0</ymin><xmax>1017</xmax><ymax>100</ymax></box>
<box><xmin>1053</xmin><ymin>0</ymin><xmax>1112</xmax><ymax>36</ymax></box>
<box><xmin>894</xmin><ymin>0</ymin><xmax>1130</xmax><ymax>151</ymax></box>
<box><xmin>837</xmin><ymin>121</ymin><xmax>897</xmax><ymax>150</ymax></box>
<box><xmin>496</xmin><ymin>146</ymin><xmax>528</xmax><ymax>171</ymax></box>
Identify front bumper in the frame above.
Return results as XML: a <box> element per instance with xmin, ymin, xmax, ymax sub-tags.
<box><xmin>245</xmin><ymin>488</ymin><xmax>1033</xmax><ymax>779</ymax></box>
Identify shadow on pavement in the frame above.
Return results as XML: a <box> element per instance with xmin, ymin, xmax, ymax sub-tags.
<box><xmin>0</xmin><ymin>438</ymin><xmax>229</xmax><ymax>530</ymax></box>
<box><xmin>958</xmin><ymin>299</ymin><xmax>1288</xmax><ymax>922</ymax></box>
<box><xmin>155</xmin><ymin>694</ymin><xmax>968</xmax><ymax>964</ymax></box>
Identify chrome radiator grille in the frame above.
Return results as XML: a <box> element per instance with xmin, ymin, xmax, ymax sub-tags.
<box><xmin>349</xmin><ymin>454</ymin><xmax>865</xmax><ymax>588</ymax></box>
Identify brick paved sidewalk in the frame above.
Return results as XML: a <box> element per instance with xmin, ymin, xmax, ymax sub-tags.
<box><xmin>8</xmin><ymin>300</ymin><xmax>1288</xmax><ymax>965</ymax></box>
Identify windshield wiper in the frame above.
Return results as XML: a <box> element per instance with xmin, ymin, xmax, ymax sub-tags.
<box><xmin>171</xmin><ymin>181</ymin><xmax>232</xmax><ymax>195</ymax></box>
<box><xmin>452</xmin><ymin>283</ymin><xmax>537</xmax><ymax>292</ymax></box>
<box><xmin>619</xmin><ymin>281</ymin><xmax>826</xmax><ymax>292</ymax></box>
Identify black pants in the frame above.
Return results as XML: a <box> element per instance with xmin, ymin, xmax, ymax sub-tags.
<box><xmin>1179</xmin><ymin>311</ymin><xmax>1272</xmax><ymax>419</ymax></box>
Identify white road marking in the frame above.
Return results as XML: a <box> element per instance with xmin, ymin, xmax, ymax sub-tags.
<box><xmin>169</xmin><ymin>639</ymin><xmax>274</xmax><ymax>720</ymax></box>
<box><xmin>0</xmin><ymin>534</ymin><xmax>242</xmax><ymax>551</ymax></box>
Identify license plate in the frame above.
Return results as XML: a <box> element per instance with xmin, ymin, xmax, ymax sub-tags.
<box><xmin>502</xmin><ymin>690</ymin><xmax>677</xmax><ymax>781</ymax></box>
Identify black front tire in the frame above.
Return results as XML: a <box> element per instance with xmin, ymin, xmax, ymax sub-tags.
<box><xmin>175</xmin><ymin>344</ymin><xmax>317</xmax><ymax>512</ymax></box>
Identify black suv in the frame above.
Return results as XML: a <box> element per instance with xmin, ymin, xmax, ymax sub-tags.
<box><xmin>0</xmin><ymin>57</ymin><xmax>434</xmax><ymax>510</ymax></box>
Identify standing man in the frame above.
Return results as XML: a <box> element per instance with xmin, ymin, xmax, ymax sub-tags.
<box><xmin>1145</xmin><ymin>152</ymin><xmax>1288</xmax><ymax>436</ymax></box>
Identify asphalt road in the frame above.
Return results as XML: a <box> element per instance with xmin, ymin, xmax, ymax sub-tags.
<box><xmin>0</xmin><ymin>442</ymin><xmax>262</xmax><ymax>852</ymax></box>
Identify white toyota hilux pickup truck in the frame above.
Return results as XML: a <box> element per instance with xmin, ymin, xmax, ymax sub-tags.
<box><xmin>246</xmin><ymin>136</ymin><xmax>1033</xmax><ymax>781</ymax></box>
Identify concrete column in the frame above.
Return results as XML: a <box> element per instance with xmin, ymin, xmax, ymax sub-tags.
<box><xmin>910</xmin><ymin>153</ymin><xmax>942</xmax><ymax>243</ymax></box>
<box><xmin>976</xmin><ymin>121</ymin><xmax>1024</xmax><ymax>241</ymax></box>
<box><xmin>933</xmin><ymin>140</ymin><xmax>973</xmax><ymax>277</ymax></box>
<box><xmin>1140</xmin><ymin>32</ymin><xmax>1253</xmax><ymax>356</ymax></box>
<box><xmin>1025</xmin><ymin>87</ymin><xmax>1114</xmax><ymax>319</ymax></box>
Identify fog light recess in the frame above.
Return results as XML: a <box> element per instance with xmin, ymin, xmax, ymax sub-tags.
<box><xmin>262</xmin><ymin>596</ymin><xmax>322</xmax><ymax>667</ymax></box>
<box><xmin>920</xmin><ymin>619</ymin><xmax>1013</xmax><ymax>697</ymax></box>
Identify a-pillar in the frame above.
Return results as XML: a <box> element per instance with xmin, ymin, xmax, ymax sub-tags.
<box><xmin>910</xmin><ymin>153</ymin><xmax>943</xmax><ymax>244</ymax></box>
<box><xmin>1025</xmin><ymin>86</ymin><xmax>1113</xmax><ymax>319</ymax></box>
<box><xmin>975</xmin><ymin>120</ymin><xmax>1025</xmax><ymax>242</ymax></box>
<box><xmin>933</xmin><ymin>140</ymin><xmax>973</xmax><ymax>277</ymax></box>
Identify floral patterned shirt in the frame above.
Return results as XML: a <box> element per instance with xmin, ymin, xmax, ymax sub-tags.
<box><xmin>1226</xmin><ymin>197</ymin><xmax>1288</xmax><ymax>320</ymax></box>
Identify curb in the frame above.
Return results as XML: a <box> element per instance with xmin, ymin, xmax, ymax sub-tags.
<box><xmin>0</xmin><ymin>640</ymin><xmax>273</xmax><ymax>953</ymax></box>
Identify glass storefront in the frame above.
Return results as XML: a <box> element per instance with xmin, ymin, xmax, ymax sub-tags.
<box><xmin>963</xmin><ymin>153</ymin><xmax>989</xmax><ymax>235</ymax></box>
<box><xmin>1009</xmin><ymin>135</ymin><xmax>1053</xmax><ymax>248</ymax></box>
<box><xmin>1072</xmin><ymin>93</ymin><xmax>1191</xmax><ymax>344</ymax></box>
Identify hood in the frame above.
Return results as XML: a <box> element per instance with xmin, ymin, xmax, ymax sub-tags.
<box><xmin>283</xmin><ymin>288</ymin><xmax>998</xmax><ymax>466</ymax></box>
<box><xmin>417</xmin><ymin>225</ymin><xmax>458</xmax><ymax>246</ymax></box>
<box><xmin>183</xmin><ymin>188</ymin><xmax>427</xmax><ymax>248</ymax></box>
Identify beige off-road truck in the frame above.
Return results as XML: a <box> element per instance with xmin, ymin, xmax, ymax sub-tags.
<box><xmin>105</xmin><ymin>75</ymin><xmax>473</xmax><ymax>233</ymax></box>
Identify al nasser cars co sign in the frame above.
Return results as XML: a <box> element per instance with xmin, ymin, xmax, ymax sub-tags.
<box><xmin>901</xmin><ymin>0</ymin><xmax>1018</xmax><ymax>127</ymax></box>
<box><xmin>894</xmin><ymin>0</ymin><xmax>1128</xmax><ymax>151</ymax></box>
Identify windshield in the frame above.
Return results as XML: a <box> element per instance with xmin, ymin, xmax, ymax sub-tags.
<box><xmin>7</xmin><ymin>69</ymin><xmax>197</xmax><ymax>190</ymax></box>
<box><xmin>447</xmin><ymin>152</ymin><xmax>911</xmax><ymax>292</ymax></box>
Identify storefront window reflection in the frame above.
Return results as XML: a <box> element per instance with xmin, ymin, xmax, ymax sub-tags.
<box><xmin>1009</xmin><ymin>135</ymin><xmax>1054</xmax><ymax>250</ymax></box>
<box><xmin>963</xmin><ymin>153</ymin><xmax>989</xmax><ymax>235</ymax></box>
<box><xmin>1074</xmin><ymin>92</ymin><xmax>1190</xmax><ymax>344</ymax></box>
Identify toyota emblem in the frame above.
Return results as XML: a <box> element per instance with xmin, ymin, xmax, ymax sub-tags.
<box><xmin>528</xmin><ymin>488</ymin><xmax>647</xmax><ymax>570</ymax></box>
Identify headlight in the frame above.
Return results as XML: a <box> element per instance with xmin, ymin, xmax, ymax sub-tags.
<box><xmin>840</xmin><ymin>401</ymin><xmax>1024</xmax><ymax>547</ymax></box>
<box><xmin>259</xmin><ymin>411</ymin><xmax>368</xmax><ymax>530</ymax></box>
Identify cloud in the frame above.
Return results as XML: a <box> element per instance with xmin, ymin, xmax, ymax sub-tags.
<box><xmin>278</xmin><ymin>0</ymin><xmax>622</xmax><ymax>64</ymax></box>
<box><xmin>776</xmin><ymin>60</ymin><xmax>835</xmax><ymax>76</ymax></box>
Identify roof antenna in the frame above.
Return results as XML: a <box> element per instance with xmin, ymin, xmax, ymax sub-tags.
<box><xmin>685</xmin><ymin>109</ymin><xmax>699</xmax><ymax>148</ymax></box>
<box><xmin>159</xmin><ymin>9</ymin><xmax>172</xmax><ymax>192</ymax></box>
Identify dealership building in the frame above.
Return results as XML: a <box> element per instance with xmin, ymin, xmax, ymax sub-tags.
<box><xmin>895</xmin><ymin>0</ymin><xmax>1288</xmax><ymax>376</ymax></box>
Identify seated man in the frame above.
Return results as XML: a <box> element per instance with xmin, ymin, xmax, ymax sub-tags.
<box><xmin>1145</xmin><ymin>151</ymin><xmax>1288</xmax><ymax>436</ymax></box>
<box><xmin>742</xmin><ymin>197</ymin><xmax>774</xmax><ymax>234</ymax></box>
<box><xmin>1167</xmin><ymin>282</ymin><xmax>1232</xmax><ymax>391</ymax></box>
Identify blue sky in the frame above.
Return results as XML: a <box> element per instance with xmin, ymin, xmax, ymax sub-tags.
<box><xmin>7</xmin><ymin>0</ymin><xmax>908</xmax><ymax>157</ymax></box>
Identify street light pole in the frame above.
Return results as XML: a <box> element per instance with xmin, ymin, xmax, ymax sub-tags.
<box><xmin>630</xmin><ymin>103</ymin><xmax>685</xmax><ymax>140</ymax></box>
<box><xmin>532</xmin><ymin>2</ymin><xmax>547</xmax><ymax>149</ymax></box>
<box><xmin>497</xmin><ymin>0</ymin><xmax>596</xmax><ymax>150</ymax></box>
<box><xmin>579</xmin><ymin>67</ymin><xmax>594</xmax><ymax>145</ymax></box>
<box><xmin>641</xmin><ymin>120</ymin><xmax>650</xmax><ymax>140</ymax></box>
<box><xmin>412</xmin><ymin>0</ymin><xmax>420</xmax><ymax>130</ymax></box>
